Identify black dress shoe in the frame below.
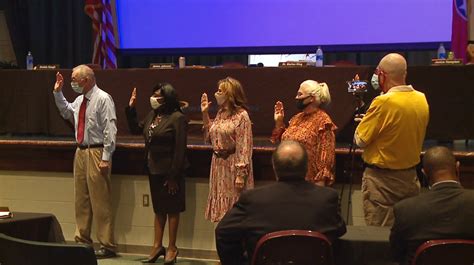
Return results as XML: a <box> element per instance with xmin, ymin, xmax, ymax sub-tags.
<box><xmin>141</xmin><ymin>246</ymin><xmax>166</xmax><ymax>263</ymax></box>
<box><xmin>95</xmin><ymin>248</ymin><xmax>117</xmax><ymax>259</ymax></box>
<box><xmin>164</xmin><ymin>248</ymin><xmax>179</xmax><ymax>265</ymax></box>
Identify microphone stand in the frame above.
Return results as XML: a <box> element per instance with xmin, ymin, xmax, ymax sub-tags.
<box><xmin>339</xmin><ymin>93</ymin><xmax>365</xmax><ymax>223</ymax></box>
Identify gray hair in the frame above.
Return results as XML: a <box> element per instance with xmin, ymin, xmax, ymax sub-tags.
<box><xmin>72</xmin><ymin>65</ymin><xmax>95</xmax><ymax>81</ymax></box>
<box><xmin>301</xmin><ymin>80</ymin><xmax>331</xmax><ymax>107</ymax></box>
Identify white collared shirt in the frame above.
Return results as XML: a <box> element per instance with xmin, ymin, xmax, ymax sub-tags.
<box><xmin>53</xmin><ymin>85</ymin><xmax>117</xmax><ymax>161</ymax></box>
<box><xmin>431</xmin><ymin>180</ymin><xmax>461</xmax><ymax>188</ymax></box>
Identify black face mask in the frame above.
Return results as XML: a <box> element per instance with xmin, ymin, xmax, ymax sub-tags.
<box><xmin>153</xmin><ymin>102</ymin><xmax>167</xmax><ymax>114</ymax></box>
<box><xmin>295</xmin><ymin>96</ymin><xmax>311</xmax><ymax>110</ymax></box>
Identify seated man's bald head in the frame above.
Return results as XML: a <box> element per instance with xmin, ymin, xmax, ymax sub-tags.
<box><xmin>272</xmin><ymin>140</ymin><xmax>308</xmax><ymax>180</ymax></box>
<box><xmin>379</xmin><ymin>53</ymin><xmax>407</xmax><ymax>84</ymax></box>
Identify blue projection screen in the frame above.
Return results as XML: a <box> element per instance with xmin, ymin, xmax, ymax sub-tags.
<box><xmin>117</xmin><ymin>0</ymin><xmax>452</xmax><ymax>52</ymax></box>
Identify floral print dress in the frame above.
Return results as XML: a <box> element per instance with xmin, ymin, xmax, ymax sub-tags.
<box><xmin>272</xmin><ymin>109</ymin><xmax>337</xmax><ymax>185</ymax></box>
<box><xmin>204</xmin><ymin>108</ymin><xmax>254</xmax><ymax>222</ymax></box>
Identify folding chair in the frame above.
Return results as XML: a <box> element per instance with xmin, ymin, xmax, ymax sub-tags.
<box><xmin>251</xmin><ymin>230</ymin><xmax>334</xmax><ymax>265</ymax></box>
<box><xmin>412</xmin><ymin>239</ymin><xmax>474</xmax><ymax>265</ymax></box>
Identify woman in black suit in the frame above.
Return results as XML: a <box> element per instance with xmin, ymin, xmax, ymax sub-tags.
<box><xmin>126</xmin><ymin>83</ymin><xmax>188</xmax><ymax>264</ymax></box>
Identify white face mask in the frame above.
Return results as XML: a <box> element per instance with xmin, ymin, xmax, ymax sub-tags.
<box><xmin>371</xmin><ymin>74</ymin><xmax>380</xmax><ymax>90</ymax></box>
<box><xmin>214</xmin><ymin>92</ymin><xmax>226</xmax><ymax>106</ymax></box>
<box><xmin>149</xmin><ymin>97</ymin><xmax>161</xmax><ymax>109</ymax></box>
<box><xmin>71</xmin><ymin>82</ymin><xmax>83</xmax><ymax>94</ymax></box>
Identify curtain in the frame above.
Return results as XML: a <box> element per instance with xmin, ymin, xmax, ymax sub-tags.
<box><xmin>4</xmin><ymin>0</ymin><xmax>92</xmax><ymax>69</ymax></box>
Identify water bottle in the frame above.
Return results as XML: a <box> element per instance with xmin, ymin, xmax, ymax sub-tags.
<box><xmin>26</xmin><ymin>51</ymin><xmax>34</xmax><ymax>70</ymax></box>
<box><xmin>437</xmin><ymin>44</ymin><xmax>446</xmax><ymax>59</ymax></box>
<box><xmin>316</xmin><ymin>46</ymin><xmax>323</xmax><ymax>67</ymax></box>
<box><xmin>179</xmin><ymin>56</ymin><xmax>186</xmax><ymax>69</ymax></box>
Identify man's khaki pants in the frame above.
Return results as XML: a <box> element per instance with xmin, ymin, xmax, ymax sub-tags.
<box><xmin>73</xmin><ymin>147</ymin><xmax>116</xmax><ymax>251</ymax></box>
<box><xmin>362</xmin><ymin>167</ymin><xmax>420</xmax><ymax>227</ymax></box>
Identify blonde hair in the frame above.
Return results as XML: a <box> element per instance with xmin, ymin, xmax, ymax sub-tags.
<box><xmin>218</xmin><ymin>77</ymin><xmax>248</xmax><ymax>114</ymax></box>
<box><xmin>301</xmin><ymin>80</ymin><xmax>331</xmax><ymax>108</ymax></box>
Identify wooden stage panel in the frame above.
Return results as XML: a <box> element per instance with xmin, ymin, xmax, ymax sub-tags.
<box><xmin>1</xmin><ymin>66</ymin><xmax>473</xmax><ymax>187</ymax></box>
<box><xmin>1</xmin><ymin>137</ymin><xmax>473</xmax><ymax>188</ymax></box>
<box><xmin>1</xmin><ymin>66</ymin><xmax>473</xmax><ymax>140</ymax></box>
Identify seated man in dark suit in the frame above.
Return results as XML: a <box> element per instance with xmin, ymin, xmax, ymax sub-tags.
<box><xmin>215</xmin><ymin>140</ymin><xmax>347</xmax><ymax>265</ymax></box>
<box><xmin>390</xmin><ymin>146</ymin><xmax>474</xmax><ymax>265</ymax></box>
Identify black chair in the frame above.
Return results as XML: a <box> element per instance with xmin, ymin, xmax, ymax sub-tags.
<box><xmin>0</xmin><ymin>233</ymin><xmax>97</xmax><ymax>265</ymax></box>
<box><xmin>412</xmin><ymin>239</ymin><xmax>474</xmax><ymax>265</ymax></box>
<box><xmin>251</xmin><ymin>230</ymin><xmax>334</xmax><ymax>265</ymax></box>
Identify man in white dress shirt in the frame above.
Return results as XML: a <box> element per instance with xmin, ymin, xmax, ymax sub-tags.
<box><xmin>53</xmin><ymin>65</ymin><xmax>117</xmax><ymax>258</ymax></box>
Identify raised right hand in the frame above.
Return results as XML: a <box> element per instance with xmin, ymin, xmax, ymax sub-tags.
<box><xmin>54</xmin><ymin>72</ymin><xmax>64</xmax><ymax>92</ymax></box>
<box><xmin>274</xmin><ymin>101</ymin><xmax>285</xmax><ymax>125</ymax></box>
<box><xmin>201</xmin><ymin>93</ymin><xmax>212</xmax><ymax>113</ymax></box>
<box><xmin>129</xmin><ymin>87</ymin><xmax>137</xmax><ymax>107</ymax></box>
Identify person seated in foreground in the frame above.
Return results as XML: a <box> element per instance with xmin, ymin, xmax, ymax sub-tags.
<box><xmin>215</xmin><ymin>140</ymin><xmax>346</xmax><ymax>265</ymax></box>
<box><xmin>390</xmin><ymin>146</ymin><xmax>474</xmax><ymax>265</ymax></box>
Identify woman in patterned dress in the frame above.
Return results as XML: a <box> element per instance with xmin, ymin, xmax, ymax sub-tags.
<box><xmin>271</xmin><ymin>80</ymin><xmax>336</xmax><ymax>186</ymax></box>
<box><xmin>201</xmin><ymin>77</ymin><xmax>254</xmax><ymax>222</ymax></box>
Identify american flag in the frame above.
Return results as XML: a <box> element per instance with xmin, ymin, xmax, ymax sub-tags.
<box><xmin>451</xmin><ymin>0</ymin><xmax>468</xmax><ymax>62</ymax></box>
<box><xmin>84</xmin><ymin>0</ymin><xmax>118</xmax><ymax>69</ymax></box>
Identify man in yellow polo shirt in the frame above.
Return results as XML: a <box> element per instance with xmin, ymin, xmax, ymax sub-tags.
<box><xmin>355</xmin><ymin>53</ymin><xmax>429</xmax><ymax>226</ymax></box>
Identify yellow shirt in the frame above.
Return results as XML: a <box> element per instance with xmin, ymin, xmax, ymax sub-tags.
<box><xmin>355</xmin><ymin>85</ymin><xmax>429</xmax><ymax>169</ymax></box>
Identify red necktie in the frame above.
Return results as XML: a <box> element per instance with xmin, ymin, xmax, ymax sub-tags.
<box><xmin>77</xmin><ymin>97</ymin><xmax>87</xmax><ymax>144</ymax></box>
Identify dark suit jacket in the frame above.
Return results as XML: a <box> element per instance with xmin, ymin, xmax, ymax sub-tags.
<box><xmin>215</xmin><ymin>180</ymin><xmax>347</xmax><ymax>265</ymax></box>
<box><xmin>125</xmin><ymin>106</ymin><xmax>189</xmax><ymax>180</ymax></box>
<box><xmin>390</xmin><ymin>182</ymin><xmax>474</xmax><ymax>265</ymax></box>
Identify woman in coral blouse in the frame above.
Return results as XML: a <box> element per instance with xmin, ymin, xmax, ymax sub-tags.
<box><xmin>271</xmin><ymin>80</ymin><xmax>336</xmax><ymax>186</ymax></box>
<box><xmin>201</xmin><ymin>77</ymin><xmax>254</xmax><ymax>222</ymax></box>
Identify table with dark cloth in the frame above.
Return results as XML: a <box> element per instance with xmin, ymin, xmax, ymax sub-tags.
<box><xmin>1</xmin><ymin>66</ymin><xmax>473</xmax><ymax>140</ymax></box>
<box><xmin>335</xmin><ymin>226</ymin><xmax>395</xmax><ymax>265</ymax></box>
<box><xmin>0</xmin><ymin>212</ymin><xmax>65</xmax><ymax>243</ymax></box>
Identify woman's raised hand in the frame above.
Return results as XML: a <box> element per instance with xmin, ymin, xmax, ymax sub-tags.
<box><xmin>274</xmin><ymin>101</ymin><xmax>285</xmax><ymax>126</ymax></box>
<box><xmin>129</xmin><ymin>87</ymin><xmax>137</xmax><ymax>107</ymax></box>
<box><xmin>201</xmin><ymin>93</ymin><xmax>212</xmax><ymax>113</ymax></box>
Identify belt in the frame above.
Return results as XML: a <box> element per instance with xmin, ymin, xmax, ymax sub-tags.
<box><xmin>213</xmin><ymin>147</ymin><xmax>236</xmax><ymax>159</ymax></box>
<box><xmin>363</xmin><ymin>163</ymin><xmax>415</xmax><ymax>171</ymax></box>
<box><xmin>77</xmin><ymin>144</ymin><xmax>104</xmax><ymax>150</ymax></box>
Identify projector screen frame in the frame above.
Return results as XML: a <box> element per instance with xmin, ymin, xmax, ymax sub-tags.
<box><xmin>117</xmin><ymin>42</ymin><xmax>451</xmax><ymax>56</ymax></box>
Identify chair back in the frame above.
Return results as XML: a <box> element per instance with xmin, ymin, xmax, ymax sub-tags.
<box><xmin>251</xmin><ymin>230</ymin><xmax>334</xmax><ymax>265</ymax></box>
<box><xmin>0</xmin><ymin>233</ymin><xmax>97</xmax><ymax>265</ymax></box>
<box><xmin>412</xmin><ymin>239</ymin><xmax>474</xmax><ymax>265</ymax></box>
